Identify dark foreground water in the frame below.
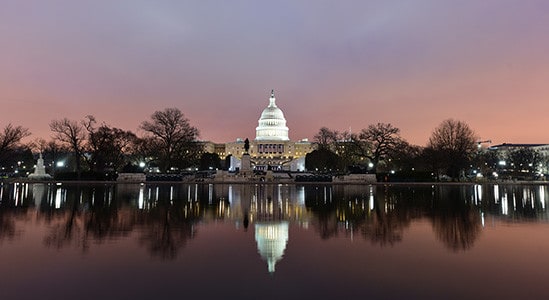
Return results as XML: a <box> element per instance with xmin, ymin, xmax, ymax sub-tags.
<box><xmin>1</xmin><ymin>182</ymin><xmax>549</xmax><ymax>299</ymax></box>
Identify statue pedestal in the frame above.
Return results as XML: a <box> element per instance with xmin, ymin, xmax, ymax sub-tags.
<box><xmin>240</xmin><ymin>153</ymin><xmax>252</xmax><ymax>176</ymax></box>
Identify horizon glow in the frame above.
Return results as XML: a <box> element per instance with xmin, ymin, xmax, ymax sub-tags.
<box><xmin>2</xmin><ymin>0</ymin><xmax>549</xmax><ymax>146</ymax></box>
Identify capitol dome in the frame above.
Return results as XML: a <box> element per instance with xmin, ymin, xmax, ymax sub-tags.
<box><xmin>255</xmin><ymin>90</ymin><xmax>290</xmax><ymax>141</ymax></box>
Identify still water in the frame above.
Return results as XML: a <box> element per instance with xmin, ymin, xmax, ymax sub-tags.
<box><xmin>1</xmin><ymin>182</ymin><xmax>549</xmax><ymax>299</ymax></box>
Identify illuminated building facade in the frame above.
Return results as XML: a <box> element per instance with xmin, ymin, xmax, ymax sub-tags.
<box><xmin>215</xmin><ymin>90</ymin><xmax>314</xmax><ymax>171</ymax></box>
<box><xmin>488</xmin><ymin>143</ymin><xmax>549</xmax><ymax>175</ymax></box>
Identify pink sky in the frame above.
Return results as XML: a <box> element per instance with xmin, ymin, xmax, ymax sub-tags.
<box><xmin>2</xmin><ymin>0</ymin><xmax>549</xmax><ymax>146</ymax></box>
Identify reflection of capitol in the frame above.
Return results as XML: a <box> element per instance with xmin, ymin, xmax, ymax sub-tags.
<box><xmin>255</xmin><ymin>222</ymin><xmax>289</xmax><ymax>273</ymax></box>
<box><xmin>227</xmin><ymin>184</ymin><xmax>308</xmax><ymax>224</ymax></box>
<box><xmin>131</xmin><ymin>183</ymin><xmax>308</xmax><ymax>272</ymax></box>
<box><xmin>3</xmin><ymin>183</ymin><xmax>549</xmax><ymax>262</ymax></box>
<box><xmin>226</xmin><ymin>184</ymin><xmax>305</xmax><ymax>273</ymax></box>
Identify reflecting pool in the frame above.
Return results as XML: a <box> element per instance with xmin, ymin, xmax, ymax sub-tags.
<box><xmin>1</xmin><ymin>182</ymin><xmax>549</xmax><ymax>299</ymax></box>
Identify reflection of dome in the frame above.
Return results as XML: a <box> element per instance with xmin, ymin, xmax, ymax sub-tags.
<box><xmin>255</xmin><ymin>90</ymin><xmax>289</xmax><ymax>141</ymax></box>
<box><xmin>255</xmin><ymin>221</ymin><xmax>289</xmax><ymax>273</ymax></box>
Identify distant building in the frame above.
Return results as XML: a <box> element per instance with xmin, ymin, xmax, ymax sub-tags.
<box><xmin>489</xmin><ymin>143</ymin><xmax>549</xmax><ymax>157</ymax></box>
<box><xmin>201</xmin><ymin>142</ymin><xmax>227</xmax><ymax>159</ymax></box>
<box><xmin>203</xmin><ymin>90</ymin><xmax>314</xmax><ymax>171</ymax></box>
<box><xmin>488</xmin><ymin>143</ymin><xmax>549</xmax><ymax>174</ymax></box>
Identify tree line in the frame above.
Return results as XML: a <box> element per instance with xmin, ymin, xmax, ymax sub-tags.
<box><xmin>0</xmin><ymin>110</ymin><xmax>546</xmax><ymax>181</ymax></box>
<box><xmin>307</xmin><ymin>119</ymin><xmax>546</xmax><ymax>181</ymax></box>
<box><xmin>0</xmin><ymin>108</ymin><xmax>201</xmax><ymax>179</ymax></box>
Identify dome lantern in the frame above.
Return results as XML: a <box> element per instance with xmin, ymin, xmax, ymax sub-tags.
<box><xmin>255</xmin><ymin>90</ymin><xmax>290</xmax><ymax>141</ymax></box>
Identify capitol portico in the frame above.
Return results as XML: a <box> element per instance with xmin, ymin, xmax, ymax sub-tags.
<box><xmin>206</xmin><ymin>90</ymin><xmax>314</xmax><ymax>172</ymax></box>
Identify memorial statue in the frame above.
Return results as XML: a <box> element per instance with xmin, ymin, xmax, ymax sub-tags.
<box><xmin>28</xmin><ymin>153</ymin><xmax>52</xmax><ymax>180</ymax></box>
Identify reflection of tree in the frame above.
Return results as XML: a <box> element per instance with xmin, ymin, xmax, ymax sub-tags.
<box><xmin>138</xmin><ymin>202</ymin><xmax>196</xmax><ymax>260</ymax></box>
<box><xmin>38</xmin><ymin>184</ymin><xmax>201</xmax><ymax>259</ymax></box>
<box><xmin>304</xmin><ymin>186</ymin><xmax>339</xmax><ymax>239</ymax></box>
<box><xmin>83</xmin><ymin>189</ymin><xmax>133</xmax><ymax>242</ymax></box>
<box><xmin>305</xmin><ymin>185</ymin><xmax>416</xmax><ymax>243</ymax></box>
<box><xmin>431</xmin><ymin>209</ymin><xmax>481</xmax><ymax>252</ymax></box>
<box><xmin>0</xmin><ymin>185</ymin><xmax>21</xmax><ymax>242</ymax></box>
<box><xmin>360</xmin><ymin>210</ymin><xmax>407</xmax><ymax>247</ymax></box>
<box><xmin>43</xmin><ymin>185</ymin><xmax>132</xmax><ymax>252</ymax></box>
<box><xmin>358</xmin><ymin>188</ymin><xmax>414</xmax><ymax>246</ymax></box>
<box><xmin>2</xmin><ymin>182</ymin><xmax>493</xmax><ymax>256</ymax></box>
<box><xmin>430</xmin><ymin>187</ymin><xmax>482</xmax><ymax>251</ymax></box>
<box><xmin>43</xmin><ymin>187</ymin><xmax>86</xmax><ymax>251</ymax></box>
<box><xmin>0</xmin><ymin>211</ymin><xmax>19</xmax><ymax>243</ymax></box>
<box><xmin>314</xmin><ymin>212</ymin><xmax>339</xmax><ymax>240</ymax></box>
<box><xmin>137</xmin><ymin>186</ymin><xmax>198</xmax><ymax>260</ymax></box>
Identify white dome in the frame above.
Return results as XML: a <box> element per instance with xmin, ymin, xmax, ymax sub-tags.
<box><xmin>255</xmin><ymin>90</ymin><xmax>290</xmax><ymax>141</ymax></box>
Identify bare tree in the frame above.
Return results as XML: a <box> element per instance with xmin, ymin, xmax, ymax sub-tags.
<box><xmin>50</xmin><ymin>118</ymin><xmax>86</xmax><ymax>178</ymax></box>
<box><xmin>314</xmin><ymin>127</ymin><xmax>339</xmax><ymax>150</ymax></box>
<box><xmin>385</xmin><ymin>141</ymin><xmax>424</xmax><ymax>172</ymax></box>
<box><xmin>349</xmin><ymin>123</ymin><xmax>404</xmax><ymax>173</ymax></box>
<box><xmin>0</xmin><ymin>124</ymin><xmax>30</xmax><ymax>153</ymax></box>
<box><xmin>0</xmin><ymin>124</ymin><xmax>31</xmax><ymax>167</ymax></box>
<box><xmin>140</xmin><ymin>108</ymin><xmax>200</xmax><ymax>172</ymax></box>
<box><xmin>92</xmin><ymin>127</ymin><xmax>137</xmax><ymax>172</ymax></box>
<box><xmin>427</xmin><ymin>119</ymin><xmax>477</xmax><ymax>180</ymax></box>
<box><xmin>82</xmin><ymin>116</ymin><xmax>137</xmax><ymax>172</ymax></box>
<box><xmin>29</xmin><ymin>138</ymin><xmax>47</xmax><ymax>154</ymax></box>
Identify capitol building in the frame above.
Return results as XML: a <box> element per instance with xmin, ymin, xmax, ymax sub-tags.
<box><xmin>204</xmin><ymin>90</ymin><xmax>314</xmax><ymax>172</ymax></box>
